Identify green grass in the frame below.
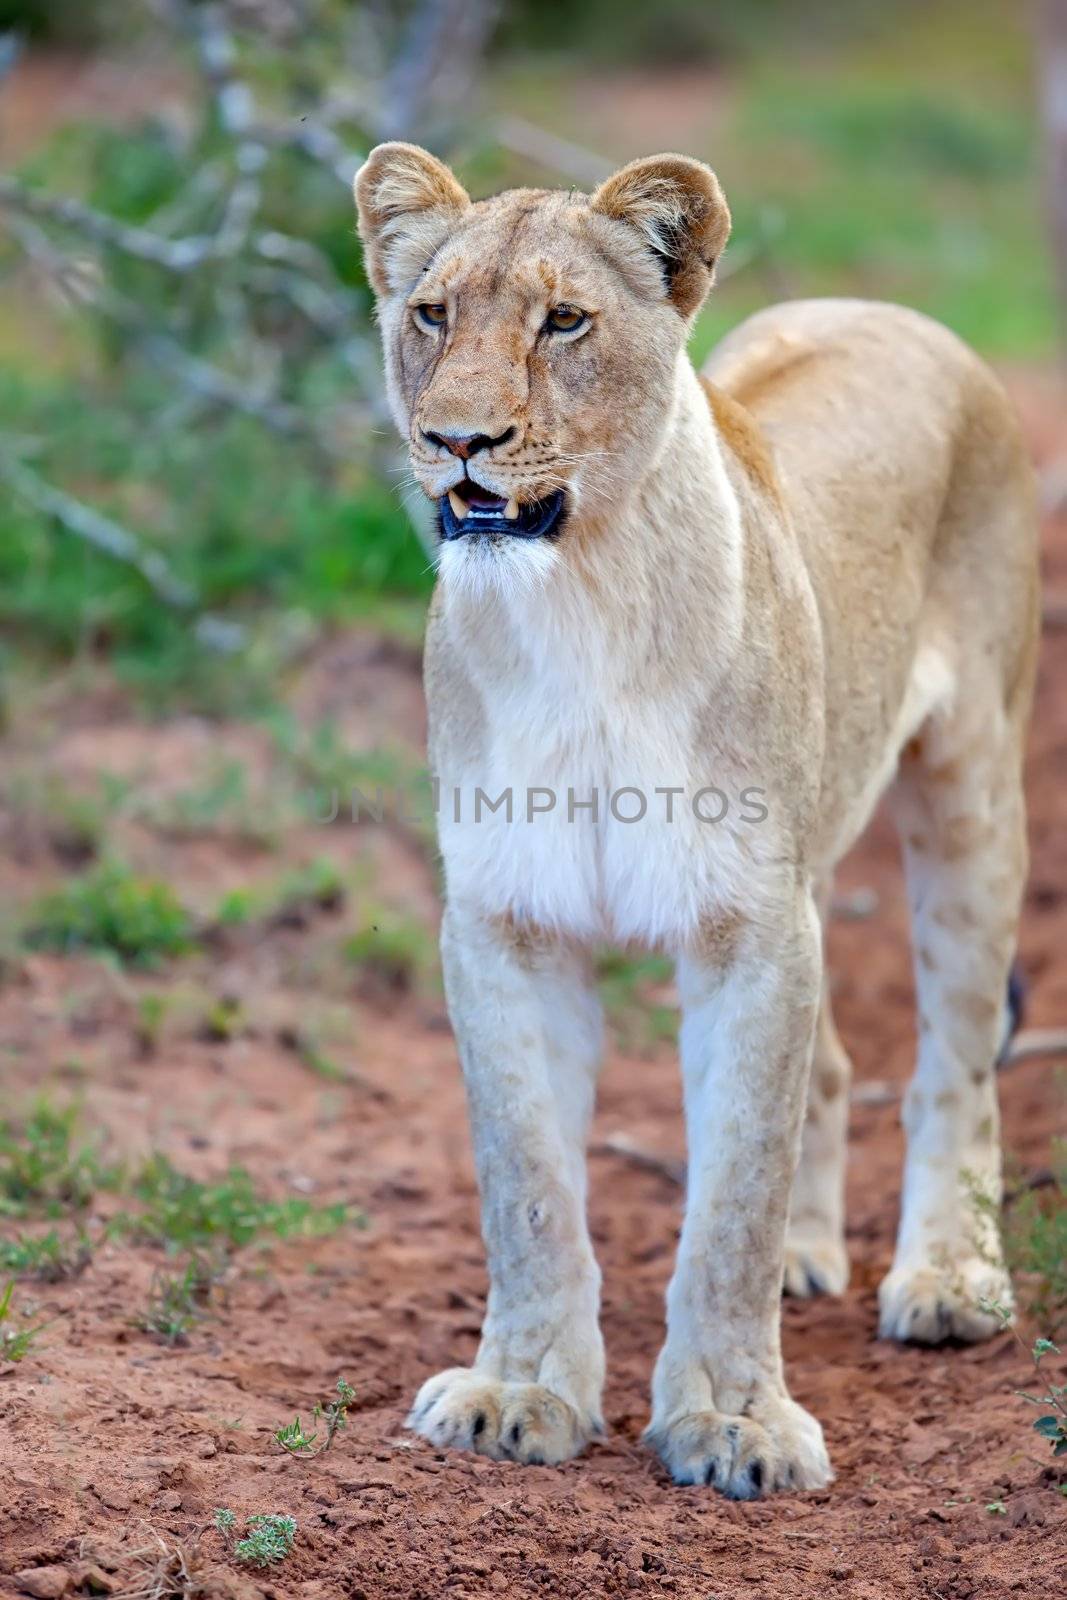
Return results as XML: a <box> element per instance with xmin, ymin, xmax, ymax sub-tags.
<box><xmin>138</xmin><ymin>1254</ymin><xmax>221</xmax><ymax>1346</ymax></box>
<box><xmin>1003</xmin><ymin>1143</ymin><xmax>1067</xmax><ymax>1338</ymax></box>
<box><xmin>116</xmin><ymin>1153</ymin><xmax>359</xmax><ymax>1254</ymax></box>
<box><xmin>344</xmin><ymin>906</ymin><xmax>439</xmax><ymax>997</ymax></box>
<box><xmin>22</xmin><ymin>859</ymin><xmax>195</xmax><ymax>966</ymax></box>
<box><xmin>692</xmin><ymin>79</ymin><xmax>1052</xmax><ymax>364</ymax></box>
<box><xmin>0</xmin><ymin>1099</ymin><xmax>119</xmax><ymax>1216</ymax></box>
<box><xmin>0</xmin><ymin>1227</ymin><xmax>92</xmax><ymax>1280</ymax></box>
<box><xmin>1</xmin><ymin>2</ymin><xmax>1049</xmax><ymax>711</ymax></box>
<box><xmin>597</xmin><ymin>951</ymin><xmax>677</xmax><ymax>1052</ymax></box>
<box><xmin>2</xmin><ymin>769</ymin><xmax>128</xmax><ymax>866</ymax></box>
<box><xmin>0</xmin><ymin>1278</ymin><xmax>49</xmax><ymax>1363</ymax></box>
<box><xmin>214</xmin><ymin>858</ymin><xmax>346</xmax><ymax>932</ymax></box>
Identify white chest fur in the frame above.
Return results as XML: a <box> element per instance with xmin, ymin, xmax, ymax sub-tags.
<box><xmin>434</xmin><ymin>573</ymin><xmax>765</xmax><ymax>952</ymax></box>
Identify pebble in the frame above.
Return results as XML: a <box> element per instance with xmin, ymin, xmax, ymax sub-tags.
<box><xmin>14</xmin><ymin>1567</ymin><xmax>71</xmax><ymax>1599</ymax></box>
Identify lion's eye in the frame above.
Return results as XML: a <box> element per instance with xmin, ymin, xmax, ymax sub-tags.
<box><xmin>545</xmin><ymin>304</ymin><xmax>588</xmax><ymax>335</ymax></box>
<box><xmin>414</xmin><ymin>303</ymin><xmax>447</xmax><ymax>330</ymax></box>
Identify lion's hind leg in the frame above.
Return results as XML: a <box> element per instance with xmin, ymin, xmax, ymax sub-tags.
<box><xmin>879</xmin><ymin>709</ymin><xmax>1028</xmax><ymax>1344</ymax></box>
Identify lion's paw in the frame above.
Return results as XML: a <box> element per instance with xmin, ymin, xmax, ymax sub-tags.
<box><xmin>783</xmin><ymin>1233</ymin><xmax>849</xmax><ymax>1298</ymax></box>
<box><xmin>878</xmin><ymin>1259</ymin><xmax>1012</xmax><ymax>1344</ymax></box>
<box><xmin>645</xmin><ymin>1393</ymin><xmax>831</xmax><ymax>1498</ymax></box>
<box><xmin>407</xmin><ymin>1367</ymin><xmax>596</xmax><ymax>1465</ymax></box>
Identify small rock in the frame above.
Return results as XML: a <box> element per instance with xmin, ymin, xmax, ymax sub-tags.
<box><xmin>195</xmin><ymin>1438</ymin><xmax>217</xmax><ymax>1459</ymax></box>
<box><xmin>71</xmin><ymin>1564</ymin><xmax>116</xmax><ymax>1595</ymax></box>
<box><xmin>14</xmin><ymin>1567</ymin><xmax>71</xmax><ymax>1599</ymax></box>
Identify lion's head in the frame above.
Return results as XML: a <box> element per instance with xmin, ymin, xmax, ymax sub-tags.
<box><xmin>354</xmin><ymin>143</ymin><xmax>729</xmax><ymax>591</ymax></box>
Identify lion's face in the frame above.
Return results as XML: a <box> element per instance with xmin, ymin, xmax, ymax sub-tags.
<box><xmin>355</xmin><ymin>146</ymin><xmax>730</xmax><ymax>585</ymax></box>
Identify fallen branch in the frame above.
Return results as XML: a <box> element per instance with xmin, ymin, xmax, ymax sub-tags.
<box><xmin>1002</xmin><ymin>1026</ymin><xmax>1067</xmax><ymax>1066</ymax></box>
<box><xmin>591</xmin><ymin>1133</ymin><xmax>686</xmax><ymax>1186</ymax></box>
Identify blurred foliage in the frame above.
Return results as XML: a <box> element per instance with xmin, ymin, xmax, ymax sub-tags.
<box><xmin>499</xmin><ymin>0</ymin><xmax>910</xmax><ymax>67</ymax></box>
<box><xmin>0</xmin><ymin>1</ymin><xmax>121</xmax><ymax>45</ymax></box>
<box><xmin>22</xmin><ymin>859</ymin><xmax>196</xmax><ymax>965</ymax></box>
<box><xmin>0</xmin><ymin>0</ymin><xmax>1054</xmax><ymax>708</ymax></box>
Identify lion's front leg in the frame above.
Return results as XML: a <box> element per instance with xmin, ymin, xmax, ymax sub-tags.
<box><xmin>408</xmin><ymin>903</ymin><xmax>605</xmax><ymax>1465</ymax></box>
<box><xmin>647</xmin><ymin>891</ymin><xmax>832</xmax><ymax>1498</ymax></box>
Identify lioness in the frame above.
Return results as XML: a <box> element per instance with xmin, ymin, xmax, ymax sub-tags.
<box><xmin>354</xmin><ymin>144</ymin><xmax>1038</xmax><ymax>1497</ymax></box>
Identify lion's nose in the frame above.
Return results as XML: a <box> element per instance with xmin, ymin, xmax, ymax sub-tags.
<box><xmin>422</xmin><ymin>426</ymin><xmax>516</xmax><ymax>460</ymax></box>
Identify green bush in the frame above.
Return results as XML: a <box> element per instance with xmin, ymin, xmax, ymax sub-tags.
<box><xmin>22</xmin><ymin>861</ymin><xmax>195</xmax><ymax>965</ymax></box>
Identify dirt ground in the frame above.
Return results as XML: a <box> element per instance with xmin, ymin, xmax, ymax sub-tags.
<box><xmin>2</xmin><ymin>375</ymin><xmax>1067</xmax><ymax>1599</ymax></box>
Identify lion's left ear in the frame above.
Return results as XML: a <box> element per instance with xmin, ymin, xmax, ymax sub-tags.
<box><xmin>590</xmin><ymin>154</ymin><xmax>730</xmax><ymax>318</ymax></box>
<box><xmin>354</xmin><ymin>141</ymin><xmax>471</xmax><ymax>298</ymax></box>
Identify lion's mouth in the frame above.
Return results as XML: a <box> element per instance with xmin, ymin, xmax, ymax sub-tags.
<box><xmin>438</xmin><ymin>480</ymin><xmax>566</xmax><ymax>541</ymax></box>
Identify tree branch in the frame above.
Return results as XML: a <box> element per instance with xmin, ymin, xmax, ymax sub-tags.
<box><xmin>0</xmin><ymin>442</ymin><xmax>244</xmax><ymax>653</ymax></box>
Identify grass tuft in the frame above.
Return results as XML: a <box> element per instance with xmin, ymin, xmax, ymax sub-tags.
<box><xmin>0</xmin><ymin>1099</ymin><xmax>118</xmax><ymax>1216</ymax></box>
<box><xmin>0</xmin><ymin>1278</ymin><xmax>48</xmax><ymax>1362</ymax></box>
<box><xmin>22</xmin><ymin>860</ymin><xmax>195</xmax><ymax>966</ymax></box>
<box><xmin>0</xmin><ymin>1226</ymin><xmax>92</xmax><ymax>1280</ymax></box>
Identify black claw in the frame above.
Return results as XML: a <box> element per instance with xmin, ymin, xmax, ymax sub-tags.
<box><xmin>472</xmin><ymin>1411</ymin><xmax>486</xmax><ymax>1438</ymax></box>
<box><xmin>705</xmin><ymin>1460</ymin><xmax>719</xmax><ymax>1487</ymax></box>
<box><xmin>509</xmin><ymin>1421</ymin><xmax>523</xmax><ymax>1447</ymax></box>
<box><xmin>748</xmin><ymin>1460</ymin><xmax>764</xmax><ymax>1492</ymax></box>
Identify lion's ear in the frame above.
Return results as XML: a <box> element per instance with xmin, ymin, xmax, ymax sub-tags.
<box><xmin>590</xmin><ymin>154</ymin><xmax>730</xmax><ymax>318</ymax></box>
<box><xmin>354</xmin><ymin>142</ymin><xmax>471</xmax><ymax>297</ymax></box>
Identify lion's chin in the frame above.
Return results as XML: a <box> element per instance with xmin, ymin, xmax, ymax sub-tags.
<box><xmin>435</xmin><ymin>528</ymin><xmax>562</xmax><ymax>604</ymax></box>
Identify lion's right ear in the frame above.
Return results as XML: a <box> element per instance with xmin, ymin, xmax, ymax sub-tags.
<box><xmin>354</xmin><ymin>142</ymin><xmax>471</xmax><ymax>298</ymax></box>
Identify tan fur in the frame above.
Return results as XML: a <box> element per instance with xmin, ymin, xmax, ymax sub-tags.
<box><xmin>355</xmin><ymin>144</ymin><xmax>1039</xmax><ymax>1497</ymax></box>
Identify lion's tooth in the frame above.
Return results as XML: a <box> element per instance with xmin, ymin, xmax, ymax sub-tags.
<box><xmin>504</xmin><ymin>497</ymin><xmax>520</xmax><ymax>520</ymax></box>
<box><xmin>448</xmin><ymin>489</ymin><xmax>470</xmax><ymax>521</ymax></box>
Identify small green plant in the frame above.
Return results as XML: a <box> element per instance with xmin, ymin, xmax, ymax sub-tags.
<box><xmin>986</xmin><ymin>1499</ymin><xmax>1007</xmax><ymax>1516</ymax></box>
<box><xmin>0</xmin><ymin>1226</ymin><xmax>92</xmax><ymax>1281</ymax></box>
<box><xmin>0</xmin><ymin>1279</ymin><xmax>48</xmax><ymax>1362</ymax></box>
<box><xmin>969</xmin><ymin>1143</ymin><xmax>1067</xmax><ymax>1337</ymax></box>
<box><xmin>215</xmin><ymin>1509</ymin><xmax>296</xmax><ymax>1568</ymax></box>
<box><xmin>138</xmin><ymin>1255</ymin><xmax>221</xmax><ymax>1346</ymax></box>
<box><xmin>134</xmin><ymin>992</ymin><xmax>171</xmax><ymax>1057</ymax></box>
<box><xmin>199</xmin><ymin>995</ymin><xmax>247</xmax><ymax>1043</ymax></box>
<box><xmin>117</xmin><ymin>1154</ymin><xmax>357</xmax><ymax>1253</ymax></box>
<box><xmin>22</xmin><ymin>861</ymin><xmax>195</xmax><ymax>966</ymax></box>
<box><xmin>0</xmin><ymin>1099</ymin><xmax>118</xmax><ymax>1216</ymax></box>
<box><xmin>344</xmin><ymin>906</ymin><xmax>437</xmax><ymax>996</ymax></box>
<box><xmin>275</xmin><ymin>1376</ymin><xmax>356</xmax><ymax>1457</ymax></box>
<box><xmin>597</xmin><ymin>950</ymin><xmax>677</xmax><ymax>1052</ymax></box>
<box><xmin>982</xmin><ymin>1301</ymin><xmax>1067</xmax><ymax>1462</ymax></box>
<box><xmin>236</xmin><ymin>1515</ymin><xmax>297</xmax><ymax>1567</ymax></box>
<box><xmin>3</xmin><ymin>770</ymin><xmax>126</xmax><ymax>866</ymax></box>
<box><xmin>214</xmin><ymin>859</ymin><xmax>346</xmax><ymax>934</ymax></box>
